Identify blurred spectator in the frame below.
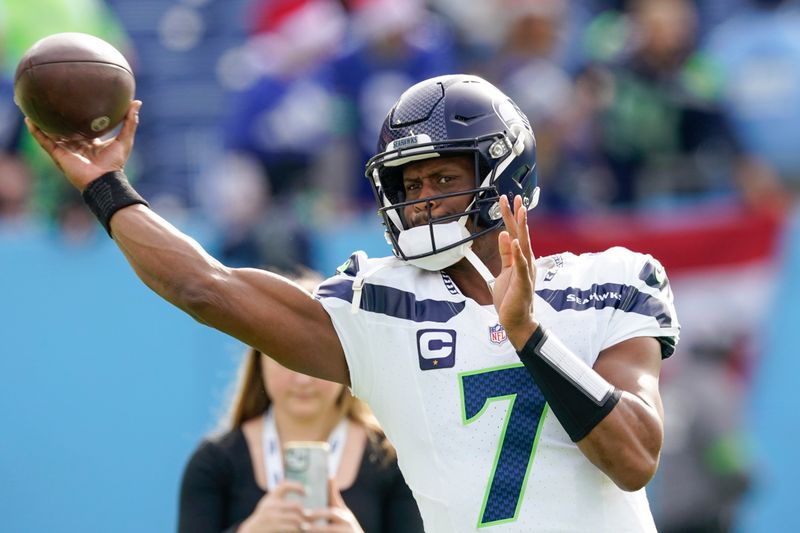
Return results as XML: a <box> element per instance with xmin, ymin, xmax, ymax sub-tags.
<box><xmin>331</xmin><ymin>0</ymin><xmax>458</xmax><ymax>204</ymax></box>
<box><xmin>224</xmin><ymin>0</ymin><xmax>345</xmax><ymax>195</ymax></box>
<box><xmin>179</xmin><ymin>348</ymin><xmax>423</xmax><ymax>532</ymax></box>
<box><xmin>576</xmin><ymin>0</ymin><xmax>755</xmax><ymax>209</ymax></box>
<box><xmin>0</xmin><ymin>21</ymin><xmax>32</xmax><ymax>225</ymax></box>
<box><xmin>179</xmin><ymin>272</ymin><xmax>422</xmax><ymax>532</ymax></box>
<box><xmin>214</xmin><ymin>0</ymin><xmax>348</xmax><ymax>268</ymax></box>
<box><xmin>0</xmin><ymin>154</ymin><xmax>33</xmax><ymax>223</ymax></box>
<box><xmin>0</xmin><ymin>0</ymin><xmax>129</xmax><ymax>66</ymax></box>
<box><xmin>0</xmin><ymin>67</ymin><xmax>23</xmax><ymax>154</ymax></box>
<box><xmin>693</xmin><ymin>0</ymin><xmax>749</xmax><ymax>35</ymax></box>
<box><xmin>425</xmin><ymin>0</ymin><xmax>507</xmax><ymax>61</ymax></box>
<box><xmin>705</xmin><ymin>0</ymin><xmax>800</xmax><ymax>196</ymax></box>
<box><xmin>487</xmin><ymin>0</ymin><xmax>592</xmax><ymax>74</ymax></box>
<box><xmin>482</xmin><ymin>0</ymin><xmax>590</xmax><ymax>213</ymax></box>
<box><xmin>655</xmin><ymin>341</ymin><xmax>752</xmax><ymax>533</ymax></box>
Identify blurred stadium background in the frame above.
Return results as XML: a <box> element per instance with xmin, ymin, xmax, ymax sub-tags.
<box><xmin>2</xmin><ymin>0</ymin><xmax>800</xmax><ymax>531</ymax></box>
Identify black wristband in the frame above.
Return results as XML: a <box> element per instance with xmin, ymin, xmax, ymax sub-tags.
<box><xmin>82</xmin><ymin>170</ymin><xmax>149</xmax><ymax>237</ymax></box>
<box><xmin>517</xmin><ymin>325</ymin><xmax>622</xmax><ymax>442</ymax></box>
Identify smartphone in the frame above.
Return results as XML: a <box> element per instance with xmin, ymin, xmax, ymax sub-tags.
<box><xmin>283</xmin><ymin>441</ymin><xmax>329</xmax><ymax>512</ymax></box>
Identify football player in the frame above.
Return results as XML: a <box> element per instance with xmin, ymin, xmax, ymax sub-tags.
<box><xmin>27</xmin><ymin>74</ymin><xmax>679</xmax><ymax>532</ymax></box>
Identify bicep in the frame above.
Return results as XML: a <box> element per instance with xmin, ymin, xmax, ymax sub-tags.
<box><xmin>204</xmin><ymin>268</ymin><xmax>349</xmax><ymax>385</ymax></box>
<box><xmin>593</xmin><ymin>336</ymin><xmax>664</xmax><ymax>421</ymax></box>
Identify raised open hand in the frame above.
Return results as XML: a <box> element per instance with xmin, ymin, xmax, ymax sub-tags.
<box><xmin>25</xmin><ymin>100</ymin><xmax>142</xmax><ymax>192</ymax></box>
<box><xmin>492</xmin><ymin>194</ymin><xmax>538</xmax><ymax>349</ymax></box>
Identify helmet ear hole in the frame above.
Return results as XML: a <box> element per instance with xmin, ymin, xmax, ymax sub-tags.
<box><xmin>511</xmin><ymin>165</ymin><xmax>530</xmax><ymax>186</ymax></box>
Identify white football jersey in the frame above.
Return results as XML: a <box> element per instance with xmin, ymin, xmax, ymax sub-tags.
<box><xmin>316</xmin><ymin>246</ymin><xmax>680</xmax><ymax>533</ymax></box>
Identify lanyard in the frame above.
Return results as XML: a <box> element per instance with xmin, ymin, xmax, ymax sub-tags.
<box><xmin>262</xmin><ymin>406</ymin><xmax>349</xmax><ymax>492</ymax></box>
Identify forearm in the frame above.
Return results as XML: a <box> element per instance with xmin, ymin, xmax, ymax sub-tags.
<box><xmin>110</xmin><ymin>204</ymin><xmax>225</xmax><ymax>317</ymax></box>
<box><xmin>512</xmin><ymin>324</ymin><xmax>664</xmax><ymax>491</ymax></box>
<box><xmin>108</xmin><ymin>203</ymin><xmax>349</xmax><ymax>383</ymax></box>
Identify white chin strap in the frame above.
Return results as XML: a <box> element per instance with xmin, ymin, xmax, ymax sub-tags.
<box><xmin>464</xmin><ymin>247</ymin><xmax>496</xmax><ymax>294</ymax></box>
<box><xmin>396</xmin><ymin>219</ymin><xmax>497</xmax><ymax>293</ymax></box>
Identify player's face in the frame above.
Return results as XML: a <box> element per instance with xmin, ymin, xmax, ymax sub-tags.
<box><xmin>400</xmin><ymin>155</ymin><xmax>476</xmax><ymax>228</ymax></box>
<box><xmin>262</xmin><ymin>355</ymin><xmax>343</xmax><ymax>421</ymax></box>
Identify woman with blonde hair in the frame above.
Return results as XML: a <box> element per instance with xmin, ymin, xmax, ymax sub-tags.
<box><xmin>178</xmin><ymin>279</ymin><xmax>422</xmax><ymax>533</ymax></box>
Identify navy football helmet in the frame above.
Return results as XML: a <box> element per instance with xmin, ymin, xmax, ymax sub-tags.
<box><xmin>365</xmin><ymin>74</ymin><xmax>539</xmax><ymax>269</ymax></box>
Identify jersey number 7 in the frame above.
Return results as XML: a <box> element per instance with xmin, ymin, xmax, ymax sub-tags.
<box><xmin>459</xmin><ymin>363</ymin><xmax>549</xmax><ymax>528</ymax></box>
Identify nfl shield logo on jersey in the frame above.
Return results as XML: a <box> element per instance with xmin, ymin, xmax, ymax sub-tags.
<box><xmin>489</xmin><ymin>323</ymin><xmax>508</xmax><ymax>345</ymax></box>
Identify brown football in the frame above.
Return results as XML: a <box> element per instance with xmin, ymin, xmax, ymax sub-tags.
<box><xmin>14</xmin><ymin>32</ymin><xmax>135</xmax><ymax>140</ymax></box>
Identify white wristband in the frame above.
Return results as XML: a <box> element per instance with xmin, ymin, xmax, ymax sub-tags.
<box><xmin>537</xmin><ymin>330</ymin><xmax>615</xmax><ymax>404</ymax></box>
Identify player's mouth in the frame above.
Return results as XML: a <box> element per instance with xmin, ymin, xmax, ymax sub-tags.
<box><xmin>406</xmin><ymin>210</ymin><xmax>460</xmax><ymax>228</ymax></box>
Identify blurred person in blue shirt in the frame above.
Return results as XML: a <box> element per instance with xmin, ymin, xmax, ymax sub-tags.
<box><xmin>215</xmin><ymin>0</ymin><xmax>348</xmax><ymax>269</ymax></box>
<box><xmin>330</xmin><ymin>0</ymin><xmax>458</xmax><ymax>204</ymax></box>
<box><xmin>0</xmin><ymin>17</ymin><xmax>38</xmax><ymax>226</ymax></box>
<box><xmin>705</xmin><ymin>0</ymin><xmax>800</xmax><ymax>190</ymax></box>
<box><xmin>223</xmin><ymin>0</ymin><xmax>346</xmax><ymax>198</ymax></box>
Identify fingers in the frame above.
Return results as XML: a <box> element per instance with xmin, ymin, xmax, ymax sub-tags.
<box><xmin>306</xmin><ymin>508</ymin><xmax>358</xmax><ymax>532</ymax></box>
<box><xmin>514</xmin><ymin>196</ymin><xmax>535</xmax><ymax>283</ymax></box>
<box><xmin>499</xmin><ymin>195</ymin><xmax>517</xmax><ymax>240</ymax></box>
<box><xmin>498</xmin><ymin>230</ymin><xmax>512</xmax><ymax>271</ymax></box>
<box><xmin>273</xmin><ymin>480</ymin><xmax>306</xmax><ymax>499</ymax></box>
<box><xmin>25</xmin><ymin>118</ymin><xmax>59</xmax><ymax>155</ymax></box>
<box><xmin>252</xmin><ymin>487</ymin><xmax>308</xmax><ymax>532</ymax></box>
<box><xmin>267</xmin><ymin>512</ymin><xmax>308</xmax><ymax>533</ymax></box>
<box><xmin>117</xmin><ymin>100</ymin><xmax>142</xmax><ymax>153</ymax></box>
<box><xmin>511</xmin><ymin>239</ymin><xmax>532</xmax><ymax>292</ymax></box>
<box><xmin>327</xmin><ymin>477</ymin><xmax>345</xmax><ymax>508</ymax></box>
<box><xmin>499</xmin><ymin>194</ymin><xmax>535</xmax><ymax>276</ymax></box>
<box><xmin>498</xmin><ymin>232</ymin><xmax>532</xmax><ymax>289</ymax></box>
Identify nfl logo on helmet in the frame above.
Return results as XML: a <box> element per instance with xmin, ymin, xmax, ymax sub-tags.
<box><xmin>489</xmin><ymin>324</ymin><xmax>507</xmax><ymax>345</ymax></box>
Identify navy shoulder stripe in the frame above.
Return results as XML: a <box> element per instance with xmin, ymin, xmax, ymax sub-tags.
<box><xmin>536</xmin><ymin>283</ymin><xmax>674</xmax><ymax>327</ymax></box>
<box><xmin>317</xmin><ymin>279</ymin><xmax>465</xmax><ymax>323</ymax></box>
<box><xmin>638</xmin><ymin>260</ymin><xmax>669</xmax><ymax>290</ymax></box>
<box><xmin>335</xmin><ymin>251</ymin><xmax>364</xmax><ymax>277</ymax></box>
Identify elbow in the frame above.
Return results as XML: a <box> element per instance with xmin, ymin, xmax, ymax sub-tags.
<box><xmin>586</xmin><ymin>425</ymin><xmax>662</xmax><ymax>492</ymax></box>
<box><xmin>609</xmin><ymin>431</ymin><xmax>662</xmax><ymax>492</ymax></box>
<box><xmin>603</xmin><ymin>399</ymin><xmax>664</xmax><ymax>492</ymax></box>
<box><xmin>611</xmin><ymin>454</ymin><xmax>660</xmax><ymax>492</ymax></box>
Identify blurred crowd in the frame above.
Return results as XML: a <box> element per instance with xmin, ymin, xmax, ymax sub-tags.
<box><xmin>1</xmin><ymin>0</ymin><xmax>798</xmax><ymax>255</ymax></box>
<box><xmin>3</xmin><ymin>0</ymin><xmax>800</xmax><ymax>531</ymax></box>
